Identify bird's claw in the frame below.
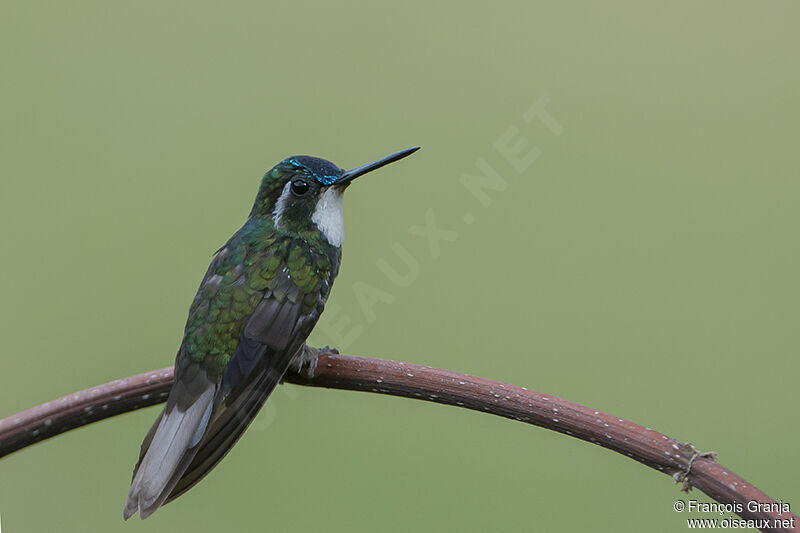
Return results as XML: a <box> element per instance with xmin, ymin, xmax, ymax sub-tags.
<box><xmin>291</xmin><ymin>344</ymin><xmax>339</xmax><ymax>379</ymax></box>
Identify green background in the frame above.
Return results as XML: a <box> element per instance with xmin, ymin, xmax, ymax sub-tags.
<box><xmin>1</xmin><ymin>2</ymin><xmax>797</xmax><ymax>531</ymax></box>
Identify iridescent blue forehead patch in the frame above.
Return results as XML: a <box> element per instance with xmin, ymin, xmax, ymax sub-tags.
<box><xmin>285</xmin><ymin>156</ymin><xmax>343</xmax><ymax>185</ymax></box>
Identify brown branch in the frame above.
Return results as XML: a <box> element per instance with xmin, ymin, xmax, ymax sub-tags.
<box><xmin>0</xmin><ymin>353</ymin><xmax>795</xmax><ymax>532</ymax></box>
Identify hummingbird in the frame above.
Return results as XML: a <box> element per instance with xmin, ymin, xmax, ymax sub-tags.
<box><xmin>123</xmin><ymin>147</ymin><xmax>419</xmax><ymax>519</ymax></box>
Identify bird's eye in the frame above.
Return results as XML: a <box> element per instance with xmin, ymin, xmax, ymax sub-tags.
<box><xmin>291</xmin><ymin>180</ymin><xmax>309</xmax><ymax>196</ymax></box>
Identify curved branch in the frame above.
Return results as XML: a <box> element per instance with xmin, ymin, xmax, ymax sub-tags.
<box><xmin>0</xmin><ymin>353</ymin><xmax>795</xmax><ymax>531</ymax></box>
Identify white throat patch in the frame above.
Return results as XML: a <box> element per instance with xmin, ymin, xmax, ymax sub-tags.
<box><xmin>312</xmin><ymin>187</ymin><xmax>345</xmax><ymax>247</ymax></box>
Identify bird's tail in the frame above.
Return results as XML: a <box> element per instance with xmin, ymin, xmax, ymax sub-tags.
<box><xmin>163</xmin><ymin>355</ymin><xmax>292</xmax><ymax>503</ymax></box>
<box><xmin>123</xmin><ymin>383</ymin><xmax>216</xmax><ymax>520</ymax></box>
<box><xmin>123</xmin><ymin>350</ymin><xmax>294</xmax><ymax>519</ymax></box>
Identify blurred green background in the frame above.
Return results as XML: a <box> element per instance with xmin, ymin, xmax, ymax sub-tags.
<box><xmin>1</xmin><ymin>1</ymin><xmax>798</xmax><ymax>531</ymax></box>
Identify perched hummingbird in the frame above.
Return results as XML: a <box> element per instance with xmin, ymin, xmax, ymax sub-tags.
<box><xmin>123</xmin><ymin>147</ymin><xmax>419</xmax><ymax>519</ymax></box>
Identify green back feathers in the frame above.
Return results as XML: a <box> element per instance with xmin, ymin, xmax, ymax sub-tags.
<box><xmin>182</xmin><ymin>218</ymin><xmax>338</xmax><ymax>380</ymax></box>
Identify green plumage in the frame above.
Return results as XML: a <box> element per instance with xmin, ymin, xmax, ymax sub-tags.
<box><xmin>124</xmin><ymin>147</ymin><xmax>418</xmax><ymax>520</ymax></box>
<box><xmin>181</xmin><ymin>218</ymin><xmax>337</xmax><ymax>380</ymax></box>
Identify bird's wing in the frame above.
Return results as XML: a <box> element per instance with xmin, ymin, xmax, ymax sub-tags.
<box><xmin>164</xmin><ymin>270</ymin><xmax>323</xmax><ymax>504</ymax></box>
<box><xmin>124</xmin><ymin>243</ymin><xmax>326</xmax><ymax>519</ymax></box>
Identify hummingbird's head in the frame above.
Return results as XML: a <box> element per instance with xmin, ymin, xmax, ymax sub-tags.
<box><xmin>251</xmin><ymin>147</ymin><xmax>419</xmax><ymax>247</ymax></box>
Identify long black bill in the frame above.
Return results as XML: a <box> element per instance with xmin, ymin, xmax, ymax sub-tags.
<box><xmin>338</xmin><ymin>147</ymin><xmax>420</xmax><ymax>184</ymax></box>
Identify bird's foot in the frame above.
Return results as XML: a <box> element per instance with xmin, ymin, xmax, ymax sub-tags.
<box><xmin>291</xmin><ymin>344</ymin><xmax>339</xmax><ymax>379</ymax></box>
